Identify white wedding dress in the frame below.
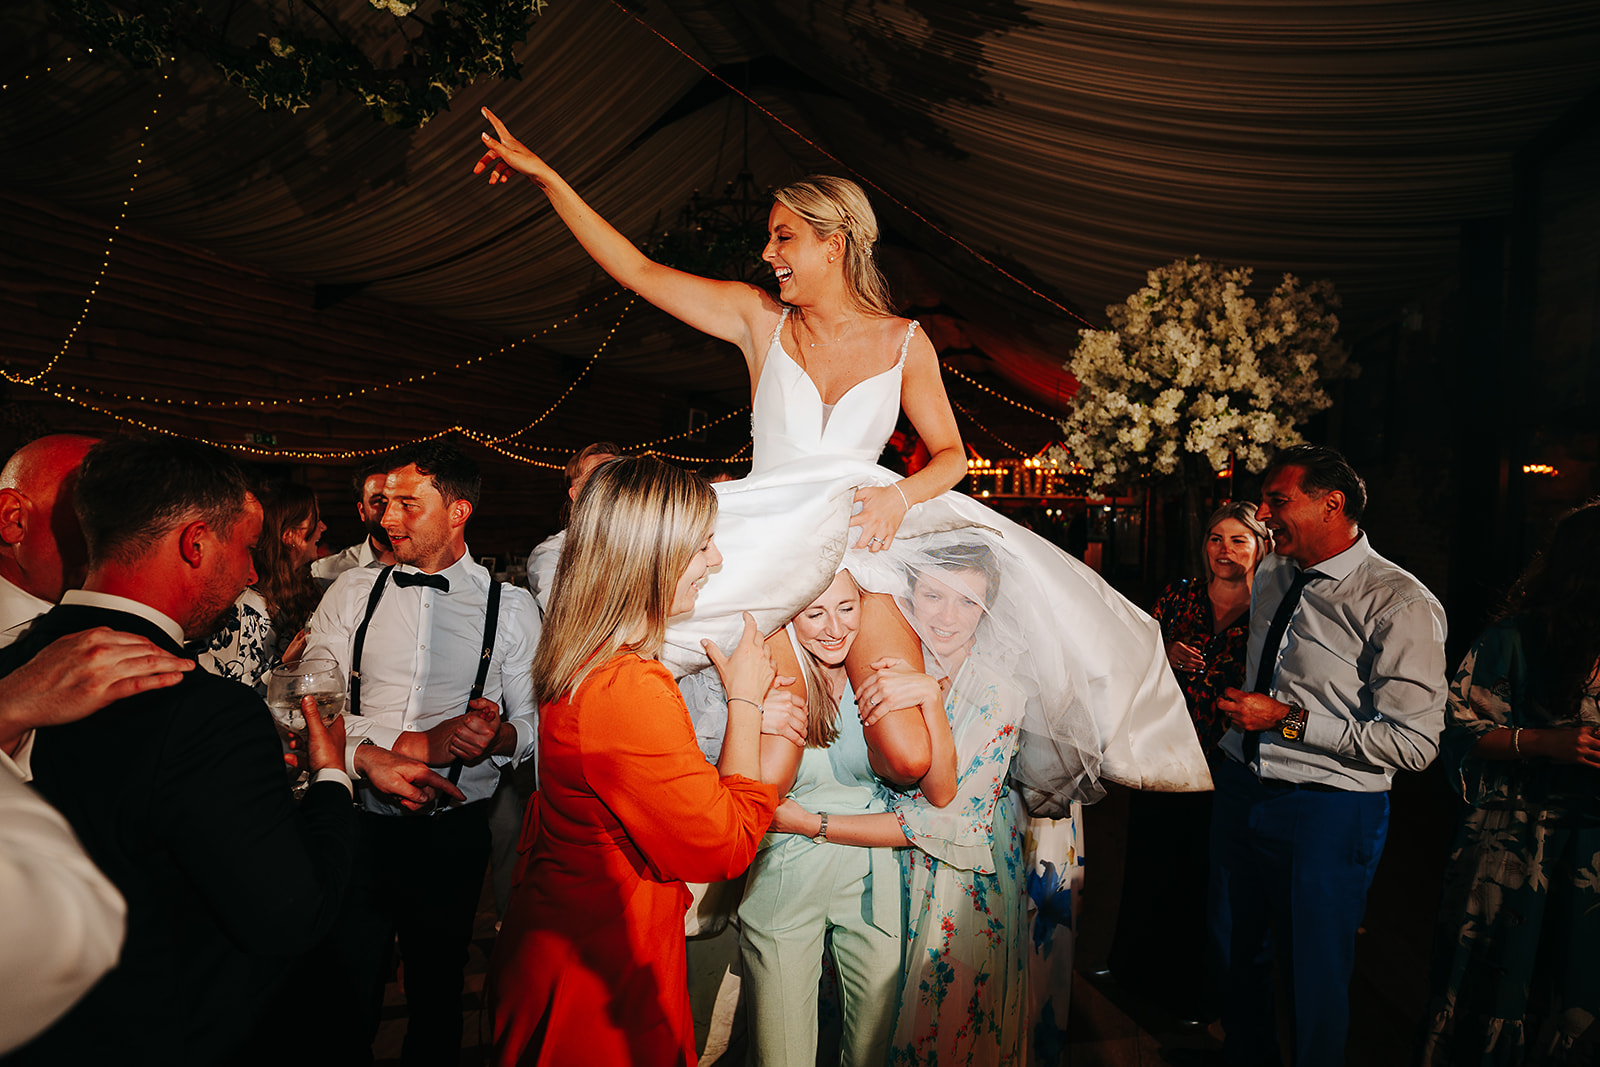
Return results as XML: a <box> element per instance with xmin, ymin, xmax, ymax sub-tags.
<box><xmin>665</xmin><ymin>309</ymin><xmax>1210</xmax><ymax>807</ymax></box>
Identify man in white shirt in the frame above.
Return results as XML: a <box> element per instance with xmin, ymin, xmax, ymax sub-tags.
<box><xmin>304</xmin><ymin>441</ymin><xmax>540</xmax><ymax>1065</ymax></box>
<box><xmin>0</xmin><ymin>434</ymin><xmax>102</xmax><ymax>779</ymax></box>
<box><xmin>526</xmin><ymin>440</ymin><xmax>619</xmax><ymax>614</ymax></box>
<box><xmin>0</xmin><ymin>433</ymin><xmax>98</xmax><ymax>641</ymax></box>
<box><xmin>1212</xmin><ymin>445</ymin><xmax>1447</xmax><ymax>1067</ymax></box>
<box><xmin>311</xmin><ymin>456</ymin><xmax>398</xmax><ymax>589</ymax></box>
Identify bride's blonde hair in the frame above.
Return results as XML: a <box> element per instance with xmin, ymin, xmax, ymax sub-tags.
<box><xmin>772</xmin><ymin>176</ymin><xmax>895</xmax><ymax>318</ymax></box>
<box><xmin>533</xmin><ymin>456</ymin><xmax>717</xmax><ymax>704</ymax></box>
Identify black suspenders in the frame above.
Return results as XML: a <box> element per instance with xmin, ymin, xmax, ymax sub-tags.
<box><xmin>347</xmin><ymin>566</ymin><xmax>506</xmax><ymax>803</ymax></box>
<box><xmin>348</xmin><ymin>567</ymin><xmax>504</xmax><ymax>717</ymax></box>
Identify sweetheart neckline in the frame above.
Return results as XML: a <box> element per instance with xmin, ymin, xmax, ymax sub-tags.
<box><xmin>770</xmin><ymin>337</ymin><xmax>902</xmax><ymax>411</ymax></box>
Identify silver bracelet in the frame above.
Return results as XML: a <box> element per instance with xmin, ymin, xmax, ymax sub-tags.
<box><xmin>892</xmin><ymin>482</ymin><xmax>911</xmax><ymax>511</ymax></box>
<box><xmin>728</xmin><ymin>696</ymin><xmax>762</xmax><ymax>712</ymax></box>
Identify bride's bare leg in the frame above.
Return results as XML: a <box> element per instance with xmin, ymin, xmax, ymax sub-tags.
<box><xmin>846</xmin><ymin>591</ymin><xmax>930</xmax><ymax>786</ymax></box>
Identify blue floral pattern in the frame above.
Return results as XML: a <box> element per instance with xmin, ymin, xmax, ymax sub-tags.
<box><xmin>885</xmin><ymin>649</ymin><xmax>1082</xmax><ymax>1065</ymax></box>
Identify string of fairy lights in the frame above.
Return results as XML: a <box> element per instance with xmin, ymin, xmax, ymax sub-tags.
<box><xmin>7</xmin><ymin>38</ymin><xmax>1069</xmax><ymax>471</ymax></box>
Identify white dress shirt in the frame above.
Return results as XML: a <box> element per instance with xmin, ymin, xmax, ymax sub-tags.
<box><xmin>304</xmin><ymin>549</ymin><xmax>540</xmax><ymax>811</ymax></box>
<box><xmin>0</xmin><ymin>765</ymin><xmax>126</xmax><ymax>1054</ymax></box>
<box><xmin>0</xmin><ymin>574</ymin><xmax>53</xmax><ymax>779</ymax></box>
<box><xmin>311</xmin><ymin>538</ymin><xmax>384</xmax><ymax>590</ymax></box>
<box><xmin>0</xmin><ymin>573</ymin><xmax>51</xmax><ymax>648</ymax></box>
<box><xmin>527</xmin><ymin>529</ymin><xmax>563</xmax><ymax>616</ymax></box>
<box><xmin>1220</xmin><ymin>533</ymin><xmax>1448</xmax><ymax>790</ymax></box>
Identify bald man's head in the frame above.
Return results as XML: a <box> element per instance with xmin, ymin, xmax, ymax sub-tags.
<box><xmin>0</xmin><ymin>434</ymin><xmax>99</xmax><ymax>602</ymax></box>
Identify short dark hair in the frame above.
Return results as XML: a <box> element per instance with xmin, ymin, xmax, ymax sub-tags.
<box><xmin>918</xmin><ymin>542</ymin><xmax>1001</xmax><ymax>608</ymax></box>
<box><xmin>566</xmin><ymin>442</ymin><xmax>623</xmax><ymax>489</ymax></box>
<box><xmin>74</xmin><ymin>436</ymin><xmax>252</xmax><ymax>567</ymax></box>
<box><xmin>1266</xmin><ymin>444</ymin><xmax>1367</xmax><ymax>522</ymax></box>
<box><xmin>352</xmin><ymin>454</ymin><xmax>398</xmax><ymax>503</ymax></box>
<box><xmin>386</xmin><ymin>441</ymin><xmax>481</xmax><ymax>510</ymax></box>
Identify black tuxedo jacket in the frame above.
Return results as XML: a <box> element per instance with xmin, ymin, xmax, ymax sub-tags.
<box><xmin>0</xmin><ymin>603</ymin><xmax>358</xmax><ymax>1066</ymax></box>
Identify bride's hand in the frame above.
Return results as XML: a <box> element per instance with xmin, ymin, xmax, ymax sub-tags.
<box><xmin>474</xmin><ymin>107</ymin><xmax>554</xmax><ymax>187</ymax></box>
<box><xmin>849</xmin><ymin>483</ymin><xmax>909</xmax><ymax>552</ymax></box>
<box><xmin>856</xmin><ymin>657</ymin><xmax>942</xmax><ymax>727</ymax></box>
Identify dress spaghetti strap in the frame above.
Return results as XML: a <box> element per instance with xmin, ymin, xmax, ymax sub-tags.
<box><xmin>896</xmin><ymin>320</ymin><xmax>920</xmax><ymax>368</ymax></box>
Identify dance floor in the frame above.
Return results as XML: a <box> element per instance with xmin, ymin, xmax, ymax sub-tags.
<box><xmin>371</xmin><ymin>768</ymin><xmax>1452</xmax><ymax>1065</ymax></box>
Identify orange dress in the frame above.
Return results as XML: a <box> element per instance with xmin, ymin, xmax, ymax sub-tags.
<box><xmin>488</xmin><ymin>653</ymin><xmax>779</xmax><ymax>1067</ymax></box>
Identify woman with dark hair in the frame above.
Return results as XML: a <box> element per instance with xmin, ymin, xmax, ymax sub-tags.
<box><xmin>471</xmin><ymin>110</ymin><xmax>1209</xmax><ymax>814</ymax></box>
<box><xmin>1105</xmin><ymin>500</ymin><xmax>1270</xmax><ymax>1023</ymax></box>
<box><xmin>1422</xmin><ymin>499</ymin><xmax>1600</xmax><ymax>1064</ymax></box>
<box><xmin>196</xmin><ymin>479</ymin><xmax>324</xmax><ymax>692</ymax></box>
<box><xmin>487</xmin><ymin>456</ymin><xmax>784</xmax><ymax>1067</ymax></box>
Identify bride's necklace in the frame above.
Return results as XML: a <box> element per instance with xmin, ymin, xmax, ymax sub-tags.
<box><xmin>801</xmin><ymin>315</ymin><xmax>861</xmax><ymax>348</ymax></box>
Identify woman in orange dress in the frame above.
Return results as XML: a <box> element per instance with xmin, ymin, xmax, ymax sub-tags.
<box><xmin>487</xmin><ymin>457</ymin><xmax>785</xmax><ymax>1066</ymax></box>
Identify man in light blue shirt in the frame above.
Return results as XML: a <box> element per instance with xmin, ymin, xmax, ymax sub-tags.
<box><xmin>1212</xmin><ymin>444</ymin><xmax>1447</xmax><ymax>1067</ymax></box>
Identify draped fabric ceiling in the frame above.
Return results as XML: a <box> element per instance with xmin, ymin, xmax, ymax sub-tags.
<box><xmin>2</xmin><ymin>0</ymin><xmax>1598</xmax><ymax>452</ymax></box>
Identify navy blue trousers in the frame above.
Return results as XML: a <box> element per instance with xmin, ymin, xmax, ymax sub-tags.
<box><xmin>1208</xmin><ymin>756</ymin><xmax>1389</xmax><ymax>1067</ymax></box>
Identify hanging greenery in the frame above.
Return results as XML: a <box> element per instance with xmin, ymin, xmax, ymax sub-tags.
<box><xmin>48</xmin><ymin>0</ymin><xmax>548</xmax><ymax>127</ymax></box>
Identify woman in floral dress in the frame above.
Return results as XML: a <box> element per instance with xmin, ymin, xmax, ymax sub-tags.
<box><xmin>1422</xmin><ymin>500</ymin><xmax>1600</xmax><ymax>1065</ymax></box>
<box><xmin>196</xmin><ymin>480</ymin><xmax>324</xmax><ymax>692</ymax></box>
<box><xmin>772</xmin><ymin>541</ymin><xmax>1072</xmax><ymax>1064</ymax></box>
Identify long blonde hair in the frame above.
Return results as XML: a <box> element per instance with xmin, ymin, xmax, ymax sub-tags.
<box><xmin>790</xmin><ymin>571</ymin><xmax>863</xmax><ymax>749</ymax></box>
<box><xmin>532</xmin><ymin>457</ymin><xmax>717</xmax><ymax>704</ymax></box>
<box><xmin>772</xmin><ymin>175</ymin><xmax>895</xmax><ymax>317</ymax></box>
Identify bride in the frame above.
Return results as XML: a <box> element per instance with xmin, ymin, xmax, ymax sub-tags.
<box><xmin>473</xmin><ymin>107</ymin><xmax>1209</xmax><ymax>805</ymax></box>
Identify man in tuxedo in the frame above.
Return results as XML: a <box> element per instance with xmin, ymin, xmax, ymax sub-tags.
<box><xmin>0</xmin><ymin>436</ymin><xmax>457</xmax><ymax>1066</ymax></box>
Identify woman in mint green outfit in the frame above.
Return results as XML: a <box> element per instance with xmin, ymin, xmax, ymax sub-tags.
<box><xmin>739</xmin><ymin>571</ymin><xmax>957</xmax><ymax>1066</ymax></box>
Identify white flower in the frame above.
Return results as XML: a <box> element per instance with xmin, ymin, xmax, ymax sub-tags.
<box><xmin>1060</xmin><ymin>256</ymin><xmax>1351</xmax><ymax>489</ymax></box>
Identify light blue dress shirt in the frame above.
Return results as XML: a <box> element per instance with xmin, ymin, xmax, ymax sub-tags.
<box><xmin>1220</xmin><ymin>533</ymin><xmax>1448</xmax><ymax>790</ymax></box>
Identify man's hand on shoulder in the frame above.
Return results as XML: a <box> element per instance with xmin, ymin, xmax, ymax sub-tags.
<box><xmin>1</xmin><ymin>628</ymin><xmax>193</xmax><ymax>755</ymax></box>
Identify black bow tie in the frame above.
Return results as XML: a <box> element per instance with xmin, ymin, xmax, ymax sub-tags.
<box><xmin>392</xmin><ymin>570</ymin><xmax>449</xmax><ymax>593</ymax></box>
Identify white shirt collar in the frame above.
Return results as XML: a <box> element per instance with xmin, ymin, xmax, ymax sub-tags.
<box><xmin>0</xmin><ymin>573</ymin><xmax>52</xmax><ymax>635</ymax></box>
<box><xmin>1303</xmin><ymin>531</ymin><xmax>1370</xmax><ymax>584</ymax></box>
<box><xmin>394</xmin><ymin>546</ymin><xmax>480</xmax><ymax>587</ymax></box>
<box><xmin>61</xmin><ymin>589</ymin><xmax>186</xmax><ymax>646</ymax></box>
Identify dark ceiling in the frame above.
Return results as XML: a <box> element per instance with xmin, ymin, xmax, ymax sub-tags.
<box><xmin>2</xmin><ymin>0</ymin><xmax>1598</xmax><ymax>450</ymax></box>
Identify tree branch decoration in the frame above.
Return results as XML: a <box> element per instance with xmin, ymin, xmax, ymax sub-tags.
<box><xmin>49</xmin><ymin>0</ymin><xmax>548</xmax><ymax>127</ymax></box>
<box><xmin>1056</xmin><ymin>256</ymin><xmax>1356</xmax><ymax>490</ymax></box>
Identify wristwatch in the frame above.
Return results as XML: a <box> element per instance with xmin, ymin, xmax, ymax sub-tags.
<box><xmin>1277</xmin><ymin>703</ymin><xmax>1309</xmax><ymax>743</ymax></box>
<box><xmin>812</xmin><ymin>812</ymin><xmax>829</xmax><ymax>844</ymax></box>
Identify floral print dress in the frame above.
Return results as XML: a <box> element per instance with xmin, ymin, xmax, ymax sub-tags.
<box><xmin>1421</xmin><ymin>618</ymin><xmax>1600</xmax><ymax>1065</ymax></box>
<box><xmin>886</xmin><ymin>648</ymin><xmax>1081</xmax><ymax>1066</ymax></box>
<box><xmin>194</xmin><ymin>588</ymin><xmax>280</xmax><ymax>695</ymax></box>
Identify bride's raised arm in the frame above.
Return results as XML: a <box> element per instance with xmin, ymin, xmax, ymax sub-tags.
<box><xmin>474</xmin><ymin>107</ymin><xmax>777</xmax><ymax>368</ymax></box>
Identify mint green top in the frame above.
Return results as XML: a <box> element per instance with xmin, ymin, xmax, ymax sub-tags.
<box><xmin>739</xmin><ymin>684</ymin><xmax>900</xmax><ymax>936</ymax></box>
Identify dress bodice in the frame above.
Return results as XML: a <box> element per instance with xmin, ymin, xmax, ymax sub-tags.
<box><xmin>750</xmin><ymin>308</ymin><xmax>916</xmax><ymax>472</ymax></box>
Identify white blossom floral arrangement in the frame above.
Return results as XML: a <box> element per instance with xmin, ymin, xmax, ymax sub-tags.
<box><xmin>1055</xmin><ymin>256</ymin><xmax>1355</xmax><ymax>489</ymax></box>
